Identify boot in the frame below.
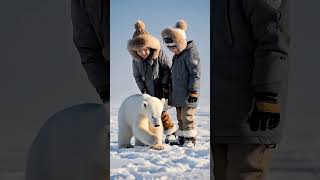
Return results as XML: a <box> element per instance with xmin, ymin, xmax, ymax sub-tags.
<box><xmin>174</xmin><ymin>129</ymin><xmax>196</xmax><ymax>147</ymax></box>
<box><xmin>167</xmin><ymin>136</ymin><xmax>184</xmax><ymax>146</ymax></box>
<box><xmin>164</xmin><ymin>132</ymin><xmax>178</xmax><ymax>145</ymax></box>
<box><xmin>182</xmin><ymin>137</ymin><xmax>196</xmax><ymax>148</ymax></box>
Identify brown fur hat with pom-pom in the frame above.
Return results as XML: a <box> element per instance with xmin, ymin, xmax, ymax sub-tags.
<box><xmin>161</xmin><ymin>20</ymin><xmax>188</xmax><ymax>52</ymax></box>
<box><xmin>127</xmin><ymin>20</ymin><xmax>160</xmax><ymax>60</ymax></box>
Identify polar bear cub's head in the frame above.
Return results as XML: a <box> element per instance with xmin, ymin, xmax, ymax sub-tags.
<box><xmin>140</xmin><ymin>94</ymin><xmax>166</xmax><ymax>127</ymax></box>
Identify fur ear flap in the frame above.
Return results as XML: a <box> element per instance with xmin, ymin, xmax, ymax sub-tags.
<box><xmin>160</xmin><ymin>98</ymin><xmax>166</xmax><ymax>105</ymax></box>
<box><xmin>143</xmin><ymin>101</ymin><xmax>148</xmax><ymax>108</ymax></box>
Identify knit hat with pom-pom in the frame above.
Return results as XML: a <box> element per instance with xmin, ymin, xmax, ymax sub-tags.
<box><xmin>161</xmin><ymin>20</ymin><xmax>188</xmax><ymax>51</ymax></box>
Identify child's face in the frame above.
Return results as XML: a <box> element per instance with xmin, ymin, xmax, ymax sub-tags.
<box><xmin>168</xmin><ymin>46</ymin><xmax>180</xmax><ymax>55</ymax></box>
<box><xmin>137</xmin><ymin>47</ymin><xmax>150</xmax><ymax>59</ymax></box>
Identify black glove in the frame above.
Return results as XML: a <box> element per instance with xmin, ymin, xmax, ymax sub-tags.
<box><xmin>162</xmin><ymin>84</ymin><xmax>170</xmax><ymax>99</ymax></box>
<box><xmin>162</xmin><ymin>88</ymin><xmax>170</xmax><ymax>99</ymax></box>
<box><xmin>187</xmin><ymin>91</ymin><xmax>198</xmax><ymax>103</ymax></box>
<box><xmin>141</xmin><ymin>89</ymin><xmax>147</xmax><ymax>94</ymax></box>
<box><xmin>248</xmin><ymin>93</ymin><xmax>280</xmax><ymax>131</ymax></box>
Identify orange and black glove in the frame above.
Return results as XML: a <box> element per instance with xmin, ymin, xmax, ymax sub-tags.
<box><xmin>161</xmin><ymin>111</ymin><xmax>174</xmax><ymax>130</ymax></box>
<box><xmin>248</xmin><ymin>92</ymin><xmax>280</xmax><ymax>131</ymax></box>
<box><xmin>187</xmin><ymin>91</ymin><xmax>198</xmax><ymax>103</ymax></box>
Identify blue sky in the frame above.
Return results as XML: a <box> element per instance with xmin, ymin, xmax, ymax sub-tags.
<box><xmin>110</xmin><ymin>0</ymin><xmax>210</xmax><ymax>107</ymax></box>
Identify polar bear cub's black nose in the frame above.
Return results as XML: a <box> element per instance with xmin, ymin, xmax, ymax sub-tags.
<box><xmin>152</xmin><ymin>116</ymin><xmax>160</xmax><ymax>127</ymax></box>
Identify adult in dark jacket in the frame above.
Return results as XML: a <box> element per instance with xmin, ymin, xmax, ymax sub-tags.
<box><xmin>127</xmin><ymin>21</ymin><xmax>178</xmax><ymax>139</ymax></box>
<box><xmin>26</xmin><ymin>1</ymin><xmax>109</xmax><ymax>179</ymax></box>
<box><xmin>212</xmin><ymin>0</ymin><xmax>289</xmax><ymax>179</ymax></box>
<box><xmin>70</xmin><ymin>0</ymin><xmax>108</xmax><ymax>179</ymax></box>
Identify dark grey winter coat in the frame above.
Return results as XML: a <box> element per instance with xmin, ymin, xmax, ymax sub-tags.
<box><xmin>212</xmin><ymin>0</ymin><xmax>289</xmax><ymax>144</ymax></box>
<box><xmin>171</xmin><ymin>41</ymin><xmax>201</xmax><ymax>108</ymax></box>
<box><xmin>132</xmin><ymin>49</ymin><xmax>171</xmax><ymax>99</ymax></box>
<box><xmin>71</xmin><ymin>0</ymin><xmax>109</xmax><ymax>102</ymax></box>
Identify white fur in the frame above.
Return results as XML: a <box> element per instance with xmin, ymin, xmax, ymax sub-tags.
<box><xmin>175</xmin><ymin>129</ymin><xmax>197</xmax><ymax>138</ymax></box>
<box><xmin>118</xmin><ymin>94</ymin><xmax>166</xmax><ymax>150</ymax></box>
<box><xmin>175</xmin><ymin>28</ymin><xmax>187</xmax><ymax>40</ymax></box>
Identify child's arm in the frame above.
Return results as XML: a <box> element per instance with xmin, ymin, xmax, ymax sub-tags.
<box><xmin>132</xmin><ymin>61</ymin><xmax>147</xmax><ymax>93</ymax></box>
<box><xmin>71</xmin><ymin>0</ymin><xmax>108</xmax><ymax>102</ymax></box>
<box><xmin>159</xmin><ymin>50</ymin><xmax>171</xmax><ymax>88</ymax></box>
<box><xmin>185</xmin><ymin>50</ymin><xmax>201</xmax><ymax>93</ymax></box>
<box><xmin>242</xmin><ymin>0</ymin><xmax>289</xmax><ymax>95</ymax></box>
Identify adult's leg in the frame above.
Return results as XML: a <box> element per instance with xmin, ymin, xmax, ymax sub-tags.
<box><xmin>212</xmin><ymin>143</ymin><xmax>228</xmax><ymax>180</ymax></box>
<box><xmin>227</xmin><ymin>144</ymin><xmax>272</xmax><ymax>180</ymax></box>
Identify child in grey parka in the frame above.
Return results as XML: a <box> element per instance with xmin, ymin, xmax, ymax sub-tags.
<box><xmin>127</xmin><ymin>21</ymin><xmax>178</xmax><ymax>141</ymax></box>
<box><xmin>161</xmin><ymin>20</ymin><xmax>201</xmax><ymax>148</ymax></box>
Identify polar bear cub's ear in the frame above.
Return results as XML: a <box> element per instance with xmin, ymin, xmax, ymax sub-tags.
<box><xmin>143</xmin><ymin>101</ymin><xmax>148</xmax><ymax>108</ymax></box>
<box><xmin>160</xmin><ymin>98</ymin><xmax>166</xmax><ymax>105</ymax></box>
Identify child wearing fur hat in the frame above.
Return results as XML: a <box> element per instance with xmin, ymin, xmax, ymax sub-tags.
<box><xmin>127</xmin><ymin>20</ymin><xmax>178</xmax><ymax>142</ymax></box>
<box><xmin>161</xmin><ymin>20</ymin><xmax>201</xmax><ymax>148</ymax></box>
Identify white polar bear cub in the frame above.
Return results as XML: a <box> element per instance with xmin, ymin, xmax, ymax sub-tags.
<box><xmin>118</xmin><ymin>94</ymin><xmax>166</xmax><ymax>150</ymax></box>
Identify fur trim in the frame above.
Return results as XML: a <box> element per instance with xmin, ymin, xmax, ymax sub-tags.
<box><xmin>176</xmin><ymin>28</ymin><xmax>186</xmax><ymax>40</ymax></box>
<box><xmin>175</xmin><ymin>20</ymin><xmax>188</xmax><ymax>31</ymax></box>
<box><xmin>163</xmin><ymin>124</ymin><xmax>178</xmax><ymax>135</ymax></box>
<box><xmin>127</xmin><ymin>34</ymin><xmax>161</xmax><ymax>60</ymax></box>
<box><xmin>175</xmin><ymin>129</ymin><xmax>197</xmax><ymax>138</ymax></box>
<box><xmin>161</xmin><ymin>27</ymin><xmax>187</xmax><ymax>52</ymax></box>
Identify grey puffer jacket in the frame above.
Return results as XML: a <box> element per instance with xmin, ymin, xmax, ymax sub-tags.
<box><xmin>132</xmin><ymin>49</ymin><xmax>171</xmax><ymax>99</ymax></box>
<box><xmin>170</xmin><ymin>41</ymin><xmax>201</xmax><ymax>108</ymax></box>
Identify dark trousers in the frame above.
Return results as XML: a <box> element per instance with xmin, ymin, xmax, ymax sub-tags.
<box><xmin>212</xmin><ymin>144</ymin><xmax>272</xmax><ymax>180</ymax></box>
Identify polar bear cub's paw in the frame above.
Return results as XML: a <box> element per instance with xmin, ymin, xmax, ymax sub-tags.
<box><xmin>150</xmin><ymin>143</ymin><xmax>165</xmax><ymax>150</ymax></box>
<box><xmin>145</xmin><ymin>134</ymin><xmax>161</xmax><ymax>145</ymax></box>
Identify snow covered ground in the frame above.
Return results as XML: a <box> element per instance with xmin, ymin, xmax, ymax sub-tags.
<box><xmin>109</xmin><ymin>99</ymin><xmax>320</xmax><ymax>180</ymax></box>
<box><xmin>110</xmin><ymin>105</ymin><xmax>210</xmax><ymax>180</ymax></box>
